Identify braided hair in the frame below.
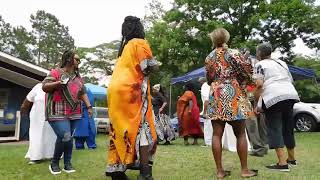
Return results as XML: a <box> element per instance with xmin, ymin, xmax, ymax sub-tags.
<box><xmin>61</xmin><ymin>50</ymin><xmax>75</xmax><ymax>68</ymax></box>
<box><xmin>60</xmin><ymin>49</ymin><xmax>80</xmax><ymax>76</ymax></box>
<box><xmin>117</xmin><ymin>16</ymin><xmax>145</xmax><ymax>57</ymax></box>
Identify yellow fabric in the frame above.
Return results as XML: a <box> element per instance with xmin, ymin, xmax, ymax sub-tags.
<box><xmin>107</xmin><ymin>38</ymin><xmax>157</xmax><ymax>165</ymax></box>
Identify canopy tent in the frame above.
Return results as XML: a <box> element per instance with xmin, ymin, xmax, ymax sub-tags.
<box><xmin>168</xmin><ymin>65</ymin><xmax>317</xmax><ymax>116</ymax></box>
<box><xmin>171</xmin><ymin>65</ymin><xmax>316</xmax><ymax>85</ymax></box>
<box><xmin>85</xmin><ymin>83</ymin><xmax>107</xmax><ymax>100</ymax></box>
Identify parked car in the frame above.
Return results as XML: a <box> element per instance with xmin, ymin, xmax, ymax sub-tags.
<box><xmin>293</xmin><ymin>102</ymin><xmax>320</xmax><ymax>132</ymax></box>
<box><xmin>92</xmin><ymin>107</ymin><xmax>110</xmax><ymax>133</ymax></box>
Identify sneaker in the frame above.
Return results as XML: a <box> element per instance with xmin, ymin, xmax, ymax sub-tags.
<box><xmin>28</xmin><ymin>160</ymin><xmax>41</xmax><ymax>165</ymax></box>
<box><xmin>249</xmin><ymin>152</ymin><xmax>264</xmax><ymax>157</ymax></box>
<box><xmin>63</xmin><ymin>163</ymin><xmax>76</xmax><ymax>173</ymax></box>
<box><xmin>287</xmin><ymin>160</ymin><xmax>297</xmax><ymax>167</ymax></box>
<box><xmin>266</xmin><ymin>163</ymin><xmax>290</xmax><ymax>172</ymax></box>
<box><xmin>49</xmin><ymin>163</ymin><xmax>61</xmax><ymax>175</ymax></box>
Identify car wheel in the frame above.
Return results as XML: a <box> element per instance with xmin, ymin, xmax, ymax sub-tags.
<box><xmin>295</xmin><ymin>114</ymin><xmax>317</xmax><ymax>132</ymax></box>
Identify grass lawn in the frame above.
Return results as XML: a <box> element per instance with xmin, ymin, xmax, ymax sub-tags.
<box><xmin>0</xmin><ymin>132</ymin><xmax>319</xmax><ymax>180</ymax></box>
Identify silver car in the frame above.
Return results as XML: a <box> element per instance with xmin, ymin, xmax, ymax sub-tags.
<box><xmin>92</xmin><ymin>107</ymin><xmax>110</xmax><ymax>133</ymax></box>
<box><xmin>293</xmin><ymin>102</ymin><xmax>320</xmax><ymax>132</ymax></box>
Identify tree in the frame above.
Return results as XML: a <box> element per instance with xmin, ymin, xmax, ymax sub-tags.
<box><xmin>77</xmin><ymin>41</ymin><xmax>119</xmax><ymax>84</ymax></box>
<box><xmin>292</xmin><ymin>56</ymin><xmax>320</xmax><ymax>102</ymax></box>
<box><xmin>0</xmin><ymin>16</ymin><xmax>36</xmax><ymax>63</ymax></box>
<box><xmin>145</xmin><ymin>0</ymin><xmax>320</xmax><ymax>114</ymax></box>
<box><xmin>0</xmin><ymin>16</ymin><xmax>14</xmax><ymax>54</ymax></box>
<box><xmin>30</xmin><ymin>10</ymin><xmax>75</xmax><ymax>68</ymax></box>
<box><xmin>147</xmin><ymin>0</ymin><xmax>320</xmax><ymax>76</ymax></box>
<box><xmin>258</xmin><ymin>0</ymin><xmax>320</xmax><ymax>60</ymax></box>
<box><xmin>10</xmin><ymin>26</ymin><xmax>36</xmax><ymax>63</ymax></box>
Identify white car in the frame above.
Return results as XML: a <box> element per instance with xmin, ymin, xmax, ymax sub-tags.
<box><xmin>293</xmin><ymin>102</ymin><xmax>320</xmax><ymax>132</ymax></box>
<box><xmin>92</xmin><ymin>107</ymin><xmax>110</xmax><ymax>133</ymax></box>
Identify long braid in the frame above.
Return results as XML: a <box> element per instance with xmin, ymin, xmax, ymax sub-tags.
<box><xmin>61</xmin><ymin>50</ymin><xmax>74</xmax><ymax>68</ymax></box>
<box><xmin>117</xmin><ymin>16</ymin><xmax>145</xmax><ymax>57</ymax></box>
<box><xmin>117</xmin><ymin>36</ymin><xmax>125</xmax><ymax>57</ymax></box>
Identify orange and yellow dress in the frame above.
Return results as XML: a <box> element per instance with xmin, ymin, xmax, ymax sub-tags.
<box><xmin>106</xmin><ymin>38</ymin><xmax>158</xmax><ymax>173</ymax></box>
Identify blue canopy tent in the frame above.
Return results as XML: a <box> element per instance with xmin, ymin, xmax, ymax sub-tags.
<box><xmin>168</xmin><ymin>65</ymin><xmax>317</xmax><ymax>116</ymax></box>
<box><xmin>84</xmin><ymin>83</ymin><xmax>107</xmax><ymax>101</ymax></box>
<box><xmin>171</xmin><ymin>65</ymin><xmax>316</xmax><ymax>85</ymax></box>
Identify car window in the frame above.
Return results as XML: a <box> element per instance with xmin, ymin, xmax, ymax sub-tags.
<box><xmin>93</xmin><ymin>107</ymin><xmax>108</xmax><ymax>118</ymax></box>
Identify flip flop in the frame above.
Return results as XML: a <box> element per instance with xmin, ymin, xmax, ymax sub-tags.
<box><xmin>217</xmin><ymin>170</ymin><xmax>231</xmax><ymax>178</ymax></box>
<box><xmin>241</xmin><ymin>169</ymin><xmax>258</xmax><ymax>178</ymax></box>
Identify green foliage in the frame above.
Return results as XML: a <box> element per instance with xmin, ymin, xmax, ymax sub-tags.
<box><xmin>293</xmin><ymin>56</ymin><xmax>320</xmax><ymax>102</ymax></box>
<box><xmin>0</xmin><ymin>16</ymin><xmax>13</xmax><ymax>53</ymax></box>
<box><xmin>77</xmin><ymin>41</ymin><xmax>119</xmax><ymax>84</ymax></box>
<box><xmin>145</xmin><ymin>0</ymin><xmax>320</xmax><ymax>112</ymax></box>
<box><xmin>30</xmin><ymin>10</ymin><xmax>75</xmax><ymax>68</ymax></box>
<box><xmin>0</xmin><ymin>16</ymin><xmax>35</xmax><ymax>62</ymax></box>
<box><xmin>10</xmin><ymin>26</ymin><xmax>36</xmax><ymax>62</ymax></box>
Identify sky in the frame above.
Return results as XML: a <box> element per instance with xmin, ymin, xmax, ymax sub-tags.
<box><xmin>0</xmin><ymin>0</ymin><xmax>172</xmax><ymax>47</ymax></box>
<box><xmin>0</xmin><ymin>0</ymin><xmax>318</xmax><ymax>56</ymax></box>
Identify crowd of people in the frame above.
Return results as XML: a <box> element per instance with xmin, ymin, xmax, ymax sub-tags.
<box><xmin>19</xmin><ymin>15</ymin><xmax>300</xmax><ymax>179</ymax></box>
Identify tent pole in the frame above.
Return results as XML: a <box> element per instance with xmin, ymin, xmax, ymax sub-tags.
<box><xmin>169</xmin><ymin>84</ymin><xmax>172</xmax><ymax>118</ymax></box>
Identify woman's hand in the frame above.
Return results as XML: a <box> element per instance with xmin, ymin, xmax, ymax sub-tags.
<box><xmin>254</xmin><ymin>106</ymin><xmax>261</xmax><ymax>115</ymax></box>
<box><xmin>159</xmin><ymin>107</ymin><xmax>164</xmax><ymax>114</ymax></box>
<box><xmin>87</xmin><ymin>106</ymin><xmax>93</xmax><ymax>118</ymax></box>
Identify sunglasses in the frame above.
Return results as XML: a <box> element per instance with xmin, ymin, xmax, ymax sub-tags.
<box><xmin>74</xmin><ymin>57</ymin><xmax>81</xmax><ymax>63</ymax></box>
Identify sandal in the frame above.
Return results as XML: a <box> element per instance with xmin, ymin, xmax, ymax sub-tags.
<box><xmin>217</xmin><ymin>170</ymin><xmax>231</xmax><ymax>178</ymax></box>
<box><xmin>241</xmin><ymin>169</ymin><xmax>258</xmax><ymax>178</ymax></box>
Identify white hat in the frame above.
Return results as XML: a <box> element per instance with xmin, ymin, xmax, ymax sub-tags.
<box><xmin>152</xmin><ymin>84</ymin><xmax>160</xmax><ymax>92</ymax></box>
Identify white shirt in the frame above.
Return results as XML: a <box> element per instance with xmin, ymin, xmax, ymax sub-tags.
<box><xmin>200</xmin><ymin>82</ymin><xmax>211</xmax><ymax>114</ymax></box>
<box><xmin>25</xmin><ymin>83</ymin><xmax>56</xmax><ymax>160</ymax></box>
<box><xmin>253</xmin><ymin>59</ymin><xmax>299</xmax><ymax>108</ymax></box>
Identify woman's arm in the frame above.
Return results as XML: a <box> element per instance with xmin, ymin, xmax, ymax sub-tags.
<box><xmin>42</xmin><ymin>81</ymin><xmax>62</xmax><ymax>93</ymax></box>
<box><xmin>188</xmin><ymin>100</ymin><xmax>193</xmax><ymax>114</ymax></box>
<box><xmin>80</xmin><ymin>93</ymin><xmax>93</xmax><ymax>117</ymax></box>
<box><xmin>20</xmin><ymin>99</ymin><xmax>33</xmax><ymax>115</ymax></box>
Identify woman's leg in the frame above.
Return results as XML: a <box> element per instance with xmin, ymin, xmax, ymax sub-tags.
<box><xmin>49</xmin><ymin>120</ymin><xmax>69</xmax><ymax>174</ymax></box>
<box><xmin>63</xmin><ymin>120</ymin><xmax>79</xmax><ymax>170</ymax></box>
<box><xmin>193</xmin><ymin>137</ymin><xmax>198</xmax><ymax>145</ymax></box>
<box><xmin>229</xmin><ymin>120</ymin><xmax>257</xmax><ymax>177</ymax></box>
<box><xmin>138</xmin><ymin>128</ymin><xmax>153</xmax><ymax>180</ymax></box>
<box><xmin>211</xmin><ymin>120</ymin><xmax>226</xmax><ymax>177</ymax></box>
<box><xmin>184</xmin><ymin>136</ymin><xmax>189</xmax><ymax>145</ymax></box>
<box><xmin>282</xmin><ymin>102</ymin><xmax>296</xmax><ymax>161</ymax></box>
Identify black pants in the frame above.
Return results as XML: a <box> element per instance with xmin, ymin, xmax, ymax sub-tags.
<box><xmin>263</xmin><ymin>100</ymin><xmax>296</xmax><ymax>149</ymax></box>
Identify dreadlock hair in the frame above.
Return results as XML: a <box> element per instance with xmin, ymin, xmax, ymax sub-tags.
<box><xmin>185</xmin><ymin>83</ymin><xmax>196</xmax><ymax>94</ymax></box>
<box><xmin>60</xmin><ymin>49</ymin><xmax>80</xmax><ymax>76</ymax></box>
<box><xmin>117</xmin><ymin>16</ymin><xmax>145</xmax><ymax>57</ymax></box>
<box><xmin>61</xmin><ymin>50</ymin><xmax>75</xmax><ymax>68</ymax></box>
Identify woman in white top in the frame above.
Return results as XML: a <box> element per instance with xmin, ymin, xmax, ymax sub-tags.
<box><xmin>254</xmin><ymin>43</ymin><xmax>299</xmax><ymax>172</ymax></box>
<box><xmin>21</xmin><ymin>83</ymin><xmax>56</xmax><ymax>164</ymax></box>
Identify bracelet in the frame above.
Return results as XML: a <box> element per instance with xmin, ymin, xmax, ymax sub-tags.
<box><xmin>87</xmin><ymin>105</ymin><xmax>92</xmax><ymax>109</ymax></box>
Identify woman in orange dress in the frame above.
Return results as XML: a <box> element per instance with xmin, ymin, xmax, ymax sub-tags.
<box><xmin>106</xmin><ymin>16</ymin><xmax>159</xmax><ymax>180</ymax></box>
<box><xmin>177</xmin><ymin>83</ymin><xmax>203</xmax><ymax>145</ymax></box>
<box><xmin>205</xmin><ymin>28</ymin><xmax>258</xmax><ymax>178</ymax></box>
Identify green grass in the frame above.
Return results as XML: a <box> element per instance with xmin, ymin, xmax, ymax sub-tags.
<box><xmin>0</xmin><ymin>133</ymin><xmax>320</xmax><ymax>180</ymax></box>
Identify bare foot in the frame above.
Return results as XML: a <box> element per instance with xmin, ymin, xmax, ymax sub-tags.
<box><xmin>217</xmin><ymin>170</ymin><xmax>231</xmax><ymax>179</ymax></box>
<box><xmin>241</xmin><ymin>169</ymin><xmax>258</xmax><ymax>178</ymax></box>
